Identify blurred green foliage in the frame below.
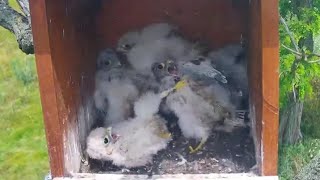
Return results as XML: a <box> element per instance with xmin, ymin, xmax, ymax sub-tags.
<box><xmin>10</xmin><ymin>57</ymin><xmax>37</xmax><ymax>85</ymax></box>
<box><xmin>279</xmin><ymin>0</ymin><xmax>320</xmax><ymax>179</ymax></box>
<box><xmin>279</xmin><ymin>138</ymin><xmax>320</xmax><ymax>180</ymax></box>
<box><xmin>0</xmin><ymin>1</ymin><xmax>49</xmax><ymax>179</ymax></box>
<box><xmin>279</xmin><ymin>0</ymin><xmax>320</xmax><ymax>108</ymax></box>
<box><xmin>302</xmin><ymin>79</ymin><xmax>320</xmax><ymax>139</ymax></box>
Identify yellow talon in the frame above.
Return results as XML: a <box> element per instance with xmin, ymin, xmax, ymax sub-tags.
<box><xmin>160</xmin><ymin>79</ymin><xmax>187</xmax><ymax>99</ymax></box>
<box><xmin>188</xmin><ymin>139</ymin><xmax>206</xmax><ymax>154</ymax></box>
<box><xmin>174</xmin><ymin>79</ymin><xmax>187</xmax><ymax>91</ymax></box>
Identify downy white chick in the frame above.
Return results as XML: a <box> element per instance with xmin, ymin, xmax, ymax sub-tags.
<box><xmin>117</xmin><ymin>23</ymin><xmax>178</xmax><ymax>54</ymax></box>
<box><xmin>208</xmin><ymin>44</ymin><xmax>249</xmax><ymax>110</ymax></box>
<box><xmin>151</xmin><ymin>60</ymin><xmax>181</xmax><ymax>116</ymax></box>
<box><xmin>94</xmin><ymin>48</ymin><xmax>139</xmax><ymax>125</ymax></box>
<box><xmin>181</xmin><ymin>57</ymin><xmax>246</xmax><ymax>131</ymax></box>
<box><xmin>120</xmin><ymin>23</ymin><xmax>199</xmax><ymax>75</ymax></box>
<box><xmin>165</xmin><ymin>81</ymin><xmax>223</xmax><ymax>154</ymax></box>
<box><xmin>127</xmin><ymin>35</ymin><xmax>193</xmax><ymax>76</ymax></box>
<box><xmin>152</xmin><ymin>60</ymin><xmax>233</xmax><ymax>153</ymax></box>
<box><xmin>86</xmin><ymin>92</ymin><xmax>172</xmax><ymax>168</ymax></box>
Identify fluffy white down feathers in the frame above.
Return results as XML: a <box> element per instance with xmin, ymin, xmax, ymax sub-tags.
<box><xmin>87</xmin><ymin>92</ymin><xmax>171</xmax><ymax>168</ymax></box>
<box><xmin>88</xmin><ymin>22</ymin><xmax>249</xmax><ymax>167</ymax></box>
<box><xmin>166</xmin><ymin>85</ymin><xmax>217</xmax><ymax>141</ymax></box>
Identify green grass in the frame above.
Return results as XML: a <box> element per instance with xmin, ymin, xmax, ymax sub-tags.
<box><xmin>279</xmin><ymin>85</ymin><xmax>320</xmax><ymax>180</ymax></box>
<box><xmin>0</xmin><ymin>7</ymin><xmax>49</xmax><ymax>179</ymax></box>
<box><xmin>278</xmin><ymin>34</ymin><xmax>320</xmax><ymax>180</ymax></box>
<box><xmin>279</xmin><ymin>138</ymin><xmax>320</xmax><ymax>180</ymax></box>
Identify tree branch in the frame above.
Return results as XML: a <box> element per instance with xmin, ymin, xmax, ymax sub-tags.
<box><xmin>281</xmin><ymin>44</ymin><xmax>302</xmax><ymax>56</ymax></box>
<box><xmin>281</xmin><ymin>44</ymin><xmax>320</xmax><ymax>63</ymax></box>
<box><xmin>0</xmin><ymin>0</ymin><xmax>33</xmax><ymax>54</ymax></box>
<box><xmin>293</xmin><ymin>84</ymin><xmax>297</xmax><ymax>102</ymax></box>
<box><xmin>309</xmin><ymin>52</ymin><xmax>320</xmax><ymax>58</ymax></box>
<box><xmin>307</xmin><ymin>59</ymin><xmax>320</xmax><ymax>63</ymax></box>
<box><xmin>0</xmin><ymin>0</ymin><xmax>8</xmax><ymax>5</ymax></box>
<box><xmin>16</xmin><ymin>0</ymin><xmax>30</xmax><ymax>19</ymax></box>
<box><xmin>280</xmin><ymin>15</ymin><xmax>301</xmax><ymax>53</ymax></box>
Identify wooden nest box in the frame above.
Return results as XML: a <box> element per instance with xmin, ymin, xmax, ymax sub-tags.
<box><xmin>30</xmin><ymin>0</ymin><xmax>279</xmax><ymax>179</ymax></box>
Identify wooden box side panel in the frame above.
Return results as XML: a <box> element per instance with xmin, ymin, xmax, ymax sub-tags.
<box><xmin>248</xmin><ymin>0</ymin><xmax>263</xmax><ymax>174</ymax></box>
<box><xmin>96</xmin><ymin>0</ymin><xmax>249</xmax><ymax>49</ymax></box>
<box><xmin>248</xmin><ymin>0</ymin><xmax>279</xmax><ymax>176</ymax></box>
<box><xmin>30</xmin><ymin>0</ymin><xmax>280</xmax><ymax>177</ymax></box>
<box><xmin>30</xmin><ymin>0</ymin><xmax>65</xmax><ymax>176</ymax></box>
<box><xmin>260</xmin><ymin>0</ymin><xmax>279</xmax><ymax>176</ymax></box>
<box><xmin>30</xmin><ymin>0</ymin><xmax>101</xmax><ymax>177</ymax></box>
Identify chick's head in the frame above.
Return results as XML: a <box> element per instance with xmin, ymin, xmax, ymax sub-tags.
<box><xmin>86</xmin><ymin>127</ymin><xmax>124</xmax><ymax>163</ymax></box>
<box><xmin>152</xmin><ymin>60</ymin><xmax>179</xmax><ymax>81</ymax></box>
<box><xmin>152</xmin><ymin>60</ymin><xmax>181</xmax><ymax>91</ymax></box>
<box><xmin>96</xmin><ymin>48</ymin><xmax>122</xmax><ymax>72</ymax></box>
<box><xmin>117</xmin><ymin>31</ymin><xmax>140</xmax><ymax>53</ymax></box>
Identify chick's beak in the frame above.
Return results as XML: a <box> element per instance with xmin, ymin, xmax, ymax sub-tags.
<box><xmin>116</xmin><ymin>62</ymin><xmax>122</xmax><ymax>67</ymax></box>
<box><xmin>112</xmin><ymin>134</ymin><xmax>120</xmax><ymax>143</ymax></box>
<box><xmin>167</xmin><ymin>64</ymin><xmax>178</xmax><ymax>75</ymax></box>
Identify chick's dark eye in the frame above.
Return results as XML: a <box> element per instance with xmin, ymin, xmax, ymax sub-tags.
<box><xmin>198</xmin><ymin>57</ymin><xmax>205</xmax><ymax>61</ymax></box>
<box><xmin>122</xmin><ymin>44</ymin><xmax>131</xmax><ymax>49</ymax></box>
<box><xmin>157</xmin><ymin>63</ymin><xmax>164</xmax><ymax>70</ymax></box>
<box><xmin>104</xmin><ymin>137</ymin><xmax>109</xmax><ymax>144</ymax></box>
<box><xmin>191</xmin><ymin>60</ymin><xmax>201</xmax><ymax>65</ymax></box>
<box><xmin>104</xmin><ymin>60</ymin><xmax>111</xmax><ymax>66</ymax></box>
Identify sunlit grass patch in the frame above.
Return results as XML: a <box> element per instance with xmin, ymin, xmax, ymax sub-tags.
<box><xmin>0</xmin><ymin>21</ymin><xmax>49</xmax><ymax>179</ymax></box>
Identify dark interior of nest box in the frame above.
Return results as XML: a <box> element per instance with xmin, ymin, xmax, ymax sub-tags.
<box><xmin>30</xmin><ymin>0</ymin><xmax>279</xmax><ymax>177</ymax></box>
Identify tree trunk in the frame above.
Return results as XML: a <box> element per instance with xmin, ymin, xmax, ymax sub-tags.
<box><xmin>279</xmin><ymin>94</ymin><xmax>303</xmax><ymax>144</ymax></box>
<box><xmin>294</xmin><ymin>153</ymin><xmax>320</xmax><ymax>180</ymax></box>
<box><xmin>279</xmin><ymin>0</ymin><xmax>314</xmax><ymax>145</ymax></box>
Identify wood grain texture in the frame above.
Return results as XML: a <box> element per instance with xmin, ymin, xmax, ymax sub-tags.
<box><xmin>29</xmin><ymin>0</ymin><xmax>65</xmax><ymax>176</ymax></box>
<box><xmin>260</xmin><ymin>0</ymin><xmax>279</xmax><ymax>176</ymax></box>
<box><xmin>248</xmin><ymin>0</ymin><xmax>279</xmax><ymax>176</ymax></box>
<box><xmin>30</xmin><ymin>0</ymin><xmax>279</xmax><ymax>177</ymax></box>
<box><xmin>96</xmin><ymin>0</ymin><xmax>249</xmax><ymax>50</ymax></box>
<box><xmin>54</xmin><ymin>173</ymin><xmax>278</xmax><ymax>180</ymax></box>
<box><xmin>30</xmin><ymin>0</ymin><xmax>100</xmax><ymax>177</ymax></box>
<box><xmin>248</xmin><ymin>0</ymin><xmax>263</xmax><ymax>174</ymax></box>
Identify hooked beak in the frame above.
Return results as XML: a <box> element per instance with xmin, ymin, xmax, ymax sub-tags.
<box><xmin>111</xmin><ymin>134</ymin><xmax>120</xmax><ymax>143</ymax></box>
<box><xmin>167</xmin><ymin>62</ymin><xmax>179</xmax><ymax>75</ymax></box>
<box><xmin>115</xmin><ymin>62</ymin><xmax>122</xmax><ymax>68</ymax></box>
<box><xmin>116</xmin><ymin>46</ymin><xmax>127</xmax><ymax>53</ymax></box>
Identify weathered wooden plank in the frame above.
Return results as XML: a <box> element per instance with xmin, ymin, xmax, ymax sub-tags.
<box><xmin>260</xmin><ymin>0</ymin><xmax>279</xmax><ymax>176</ymax></box>
<box><xmin>29</xmin><ymin>0</ymin><xmax>65</xmax><ymax>176</ymax></box>
<box><xmin>248</xmin><ymin>0</ymin><xmax>263</xmax><ymax>174</ymax></box>
<box><xmin>54</xmin><ymin>173</ymin><xmax>278</xmax><ymax>180</ymax></box>
<box><xmin>30</xmin><ymin>0</ymin><xmax>279</xmax><ymax>177</ymax></box>
<box><xmin>248</xmin><ymin>0</ymin><xmax>279</xmax><ymax>176</ymax></box>
<box><xmin>30</xmin><ymin>0</ymin><xmax>100</xmax><ymax>177</ymax></box>
<box><xmin>96</xmin><ymin>0</ymin><xmax>249</xmax><ymax>49</ymax></box>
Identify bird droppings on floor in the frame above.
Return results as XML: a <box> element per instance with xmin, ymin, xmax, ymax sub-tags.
<box><xmin>86</xmin><ymin>124</ymin><xmax>255</xmax><ymax>175</ymax></box>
